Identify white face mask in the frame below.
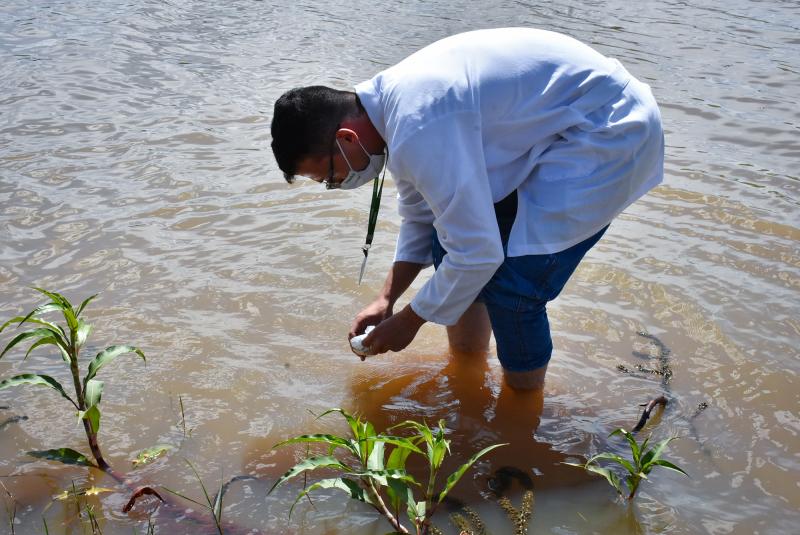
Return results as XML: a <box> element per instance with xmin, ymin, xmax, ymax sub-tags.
<box><xmin>329</xmin><ymin>138</ymin><xmax>386</xmax><ymax>190</ymax></box>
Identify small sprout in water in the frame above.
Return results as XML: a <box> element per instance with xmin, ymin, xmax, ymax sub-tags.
<box><xmin>564</xmin><ymin>428</ymin><xmax>688</xmax><ymax>500</ymax></box>
<box><xmin>161</xmin><ymin>460</ymin><xmax>256</xmax><ymax>535</ymax></box>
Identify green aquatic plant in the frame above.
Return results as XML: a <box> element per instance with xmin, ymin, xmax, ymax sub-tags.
<box><xmin>1</xmin><ymin>481</ymin><xmax>17</xmax><ymax>535</ymax></box>
<box><xmin>269</xmin><ymin>408</ymin><xmax>505</xmax><ymax>535</ymax></box>
<box><xmin>163</xmin><ymin>459</ymin><xmax>225</xmax><ymax>535</ymax></box>
<box><xmin>565</xmin><ymin>428</ymin><xmax>688</xmax><ymax>500</ymax></box>
<box><xmin>457</xmin><ymin>491</ymin><xmax>532</xmax><ymax>535</ymax></box>
<box><xmin>0</xmin><ymin>288</ymin><xmax>145</xmax><ymax>470</ymax></box>
<box><xmin>450</xmin><ymin>490</ymin><xmax>533</xmax><ymax>535</ymax></box>
<box><xmin>161</xmin><ymin>461</ymin><xmax>258</xmax><ymax>535</ymax></box>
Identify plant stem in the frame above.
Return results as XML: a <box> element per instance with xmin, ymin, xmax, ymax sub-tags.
<box><xmin>628</xmin><ymin>477</ymin><xmax>639</xmax><ymax>500</ymax></box>
<box><xmin>421</xmin><ymin>467</ymin><xmax>440</xmax><ymax>533</ymax></box>
<box><xmin>82</xmin><ymin>419</ymin><xmax>109</xmax><ymax>470</ymax></box>
<box><xmin>365</xmin><ymin>479</ymin><xmax>409</xmax><ymax>534</ymax></box>
<box><xmin>179</xmin><ymin>395</ymin><xmax>186</xmax><ymax>438</ymax></box>
<box><xmin>68</xmin><ymin>346</ymin><xmax>109</xmax><ymax>470</ymax></box>
<box><xmin>68</xmin><ymin>348</ymin><xmax>84</xmax><ymax>411</ymax></box>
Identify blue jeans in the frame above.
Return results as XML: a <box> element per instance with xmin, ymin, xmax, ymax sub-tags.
<box><xmin>432</xmin><ymin>224</ymin><xmax>608</xmax><ymax>372</ymax></box>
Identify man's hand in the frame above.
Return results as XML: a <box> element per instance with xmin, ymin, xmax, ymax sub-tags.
<box><xmin>361</xmin><ymin>305</ymin><xmax>426</xmax><ymax>355</ymax></box>
<box><xmin>349</xmin><ymin>296</ymin><xmax>393</xmax><ymax>340</ymax></box>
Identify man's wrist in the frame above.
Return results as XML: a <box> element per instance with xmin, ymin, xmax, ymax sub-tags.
<box><xmin>402</xmin><ymin>303</ymin><xmax>427</xmax><ymax>329</ymax></box>
<box><xmin>377</xmin><ymin>293</ymin><xmax>394</xmax><ymax>310</ymax></box>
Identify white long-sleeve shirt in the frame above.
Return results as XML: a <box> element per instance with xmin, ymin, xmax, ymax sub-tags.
<box><xmin>355</xmin><ymin>28</ymin><xmax>664</xmax><ymax>325</ymax></box>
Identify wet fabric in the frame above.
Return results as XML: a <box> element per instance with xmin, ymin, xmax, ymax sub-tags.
<box><xmin>433</xmin><ymin>219</ymin><xmax>609</xmax><ymax>371</ymax></box>
<box><xmin>355</xmin><ymin>28</ymin><xmax>663</xmax><ymax>326</ymax></box>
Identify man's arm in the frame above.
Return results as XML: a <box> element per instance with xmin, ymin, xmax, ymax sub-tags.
<box><xmin>349</xmin><ymin>261</ymin><xmax>425</xmax><ymax>339</ymax></box>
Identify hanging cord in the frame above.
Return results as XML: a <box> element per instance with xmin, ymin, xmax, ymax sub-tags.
<box><xmin>358</xmin><ymin>161</ymin><xmax>387</xmax><ymax>284</ymax></box>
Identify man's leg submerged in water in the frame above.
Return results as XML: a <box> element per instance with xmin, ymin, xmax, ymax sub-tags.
<box><xmin>447</xmin><ymin>301</ymin><xmax>549</xmax><ymax>390</ymax></box>
<box><xmin>446</xmin><ymin>301</ymin><xmax>492</xmax><ymax>355</ymax></box>
<box><xmin>446</xmin><ymin>301</ymin><xmax>546</xmax><ymax>441</ymax></box>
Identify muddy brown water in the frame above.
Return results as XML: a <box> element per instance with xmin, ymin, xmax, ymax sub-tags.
<box><xmin>1</xmin><ymin>1</ymin><xmax>798</xmax><ymax>533</ymax></box>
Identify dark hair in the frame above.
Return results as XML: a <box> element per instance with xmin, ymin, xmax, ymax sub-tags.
<box><xmin>270</xmin><ymin>86</ymin><xmax>363</xmax><ymax>183</ymax></box>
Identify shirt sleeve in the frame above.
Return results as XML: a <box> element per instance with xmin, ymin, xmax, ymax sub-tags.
<box><xmin>394</xmin><ymin>111</ymin><xmax>505</xmax><ymax>326</ymax></box>
<box><xmin>393</xmin><ymin>177</ymin><xmax>435</xmax><ymax>266</ymax></box>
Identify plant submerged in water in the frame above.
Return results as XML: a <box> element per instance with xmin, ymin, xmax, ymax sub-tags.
<box><xmin>565</xmin><ymin>428</ymin><xmax>688</xmax><ymax>500</ymax></box>
<box><xmin>449</xmin><ymin>490</ymin><xmax>534</xmax><ymax>535</ymax></box>
<box><xmin>269</xmin><ymin>408</ymin><xmax>505</xmax><ymax>535</ymax></box>
<box><xmin>0</xmin><ymin>288</ymin><xmax>145</xmax><ymax>470</ymax></box>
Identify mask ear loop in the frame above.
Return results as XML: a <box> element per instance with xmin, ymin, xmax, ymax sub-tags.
<box><xmin>336</xmin><ymin>137</ymin><xmax>372</xmax><ymax>173</ymax></box>
<box><xmin>335</xmin><ymin>138</ymin><xmax>355</xmax><ymax>172</ymax></box>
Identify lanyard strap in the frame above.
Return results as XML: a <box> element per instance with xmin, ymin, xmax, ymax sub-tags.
<box><xmin>358</xmin><ymin>165</ymin><xmax>386</xmax><ymax>284</ymax></box>
<box><xmin>364</xmin><ymin>170</ymin><xmax>385</xmax><ymax>252</ymax></box>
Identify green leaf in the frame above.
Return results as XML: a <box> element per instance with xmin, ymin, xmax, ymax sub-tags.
<box><xmin>393</xmin><ymin>420</ymin><xmax>434</xmax><ymax>444</ymax></box>
<box><xmin>350</xmin><ymin>468</ymin><xmax>418</xmax><ymax>487</ymax></box>
<box><xmin>437</xmin><ymin>443</ymin><xmax>506</xmax><ymax>503</ymax></box>
<box><xmin>373</xmin><ymin>435</ymin><xmax>425</xmax><ymax>456</ymax></box>
<box><xmin>213</xmin><ymin>484</ymin><xmax>223</xmax><ymax>523</ymax></box>
<box><xmin>84</xmin><ymin>379</ymin><xmax>104</xmax><ymax>408</ymax></box>
<box><xmin>80</xmin><ymin>379</ymin><xmax>104</xmax><ymax>434</ymax></box>
<box><xmin>3</xmin><ymin>302</ymin><xmax>66</xmax><ymax>333</ymax></box>
<box><xmin>387</xmin><ymin>442</ymin><xmax>415</xmax><ymax>472</ymax></box>
<box><xmin>1</xmin><ymin>315</ymin><xmax>66</xmax><ymax>340</ymax></box>
<box><xmin>268</xmin><ymin>456</ymin><xmax>353</xmax><ymax>494</ymax></box>
<box><xmin>1</xmin><ymin>328</ymin><xmax>67</xmax><ymax>361</ymax></box>
<box><xmin>132</xmin><ymin>444</ymin><xmax>174</xmax><ymax>467</ymax></box>
<box><xmin>585</xmin><ymin>464</ymin><xmax>624</xmax><ymax>494</ymax></box>
<box><xmin>184</xmin><ymin>459</ymin><xmax>214</xmax><ymax>509</ymax></box>
<box><xmin>640</xmin><ymin>436</ymin><xmax>650</xmax><ymax>455</ymax></box>
<box><xmin>75</xmin><ymin>320</ymin><xmax>92</xmax><ymax>349</ymax></box>
<box><xmin>161</xmin><ymin>487</ymin><xmax>207</xmax><ymax>508</ymax></box>
<box><xmin>83</xmin><ymin>345</ymin><xmax>146</xmax><ymax>386</ymax></box>
<box><xmin>80</xmin><ymin>405</ymin><xmax>101</xmax><ymax>434</ymax></box>
<box><xmin>28</xmin><ymin>448</ymin><xmax>93</xmax><ymax>466</ymax></box>
<box><xmin>289</xmin><ymin>477</ymin><xmax>372</xmax><ymax>519</ymax></box>
<box><xmin>362</xmin><ymin>419</ymin><xmax>378</xmax><ymax>464</ymax></box>
<box><xmin>386</xmin><ymin>477</ymin><xmax>414</xmax><ymax>514</ymax></box>
<box><xmin>587</xmin><ymin>452</ymin><xmax>636</xmax><ymax>476</ymax></box>
<box><xmin>641</xmin><ymin>436</ymin><xmax>678</xmax><ymax>469</ymax></box>
<box><xmin>23</xmin><ymin>336</ymin><xmax>70</xmax><ymax>362</ymax></box>
<box><xmin>0</xmin><ymin>373</ymin><xmax>76</xmax><ymax>407</ymax></box>
<box><xmin>431</xmin><ymin>436</ymin><xmax>449</xmax><ymax>471</ymax></box>
<box><xmin>610</xmin><ymin>428</ymin><xmax>641</xmax><ymax>466</ymax></box>
<box><xmin>32</xmin><ymin>288</ymin><xmax>78</xmax><ymax>332</ymax></box>
<box><xmin>392</xmin><ymin>419</ymin><xmax>437</xmax><ymax>466</ymax></box>
<box><xmin>367</xmin><ymin>440</ymin><xmax>385</xmax><ymax>471</ymax></box>
<box><xmin>407</xmin><ymin>499</ymin><xmax>426</xmax><ymax>524</ymax></box>
<box><xmin>317</xmin><ymin>408</ymin><xmax>361</xmax><ymax>438</ymax></box>
<box><xmin>273</xmin><ymin>433</ymin><xmax>358</xmax><ymax>457</ymax></box>
<box><xmin>76</xmin><ymin>294</ymin><xmax>98</xmax><ymax>318</ymax></box>
<box><xmin>649</xmin><ymin>459</ymin><xmax>689</xmax><ymax>477</ymax></box>
<box><xmin>209</xmin><ymin>475</ymin><xmax>257</xmax><ymax>519</ymax></box>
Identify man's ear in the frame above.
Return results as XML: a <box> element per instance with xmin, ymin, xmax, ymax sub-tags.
<box><xmin>335</xmin><ymin>128</ymin><xmax>359</xmax><ymax>144</ymax></box>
